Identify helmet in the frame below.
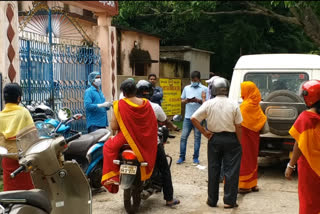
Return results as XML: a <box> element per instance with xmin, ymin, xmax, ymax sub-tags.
<box><xmin>211</xmin><ymin>77</ymin><xmax>230</xmax><ymax>96</ymax></box>
<box><xmin>301</xmin><ymin>80</ymin><xmax>320</xmax><ymax>107</ymax></box>
<box><xmin>136</xmin><ymin>80</ymin><xmax>153</xmax><ymax>100</ymax></box>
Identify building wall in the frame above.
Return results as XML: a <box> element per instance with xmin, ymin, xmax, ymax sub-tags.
<box><xmin>189</xmin><ymin>51</ymin><xmax>210</xmax><ymax>80</ymax></box>
<box><xmin>119</xmin><ymin>31</ymin><xmax>160</xmax><ymax>77</ymax></box>
<box><xmin>160</xmin><ymin>50</ymin><xmax>211</xmax><ymax>80</ymax></box>
<box><xmin>159</xmin><ymin>61</ymin><xmax>189</xmax><ymax>78</ymax></box>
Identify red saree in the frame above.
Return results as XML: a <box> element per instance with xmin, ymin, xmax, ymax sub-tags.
<box><xmin>101</xmin><ymin>98</ymin><xmax>158</xmax><ymax>193</ymax></box>
<box><xmin>2</xmin><ymin>157</ymin><xmax>34</xmax><ymax>191</ymax></box>
<box><xmin>289</xmin><ymin>111</ymin><xmax>320</xmax><ymax>214</ymax></box>
<box><xmin>239</xmin><ymin>126</ymin><xmax>260</xmax><ymax>189</ymax></box>
<box><xmin>239</xmin><ymin>82</ymin><xmax>266</xmax><ymax>190</ymax></box>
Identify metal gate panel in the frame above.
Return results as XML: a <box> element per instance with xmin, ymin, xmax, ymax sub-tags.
<box><xmin>19</xmin><ymin>3</ymin><xmax>101</xmax><ymax>133</ymax></box>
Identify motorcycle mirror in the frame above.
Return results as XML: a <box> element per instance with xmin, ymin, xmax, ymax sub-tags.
<box><xmin>0</xmin><ymin>146</ymin><xmax>8</xmax><ymax>155</ymax></box>
<box><xmin>173</xmin><ymin>115</ymin><xmax>182</xmax><ymax>122</ymax></box>
<box><xmin>58</xmin><ymin>108</ymin><xmax>72</xmax><ymax>121</ymax></box>
<box><xmin>73</xmin><ymin>114</ymin><xmax>83</xmax><ymax>120</ymax></box>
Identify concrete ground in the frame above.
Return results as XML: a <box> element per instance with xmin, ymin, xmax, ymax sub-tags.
<box><xmin>93</xmin><ymin>131</ymin><xmax>299</xmax><ymax>214</ymax></box>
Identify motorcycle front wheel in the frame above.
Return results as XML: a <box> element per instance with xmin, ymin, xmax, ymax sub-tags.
<box><xmin>124</xmin><ymin>188</ymin><xmax>141</xmax><ymax>214</ymax></box>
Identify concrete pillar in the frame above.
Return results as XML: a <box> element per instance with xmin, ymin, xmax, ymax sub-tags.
<box><xmin>94</xmin><ymin>13</ymin><xmax>112</xmax><ymax>101</ymax></box>
<box><xmin>0</xmin><ymin>1</ymin><xmax>19</xmax><ymax>107</ymax></box>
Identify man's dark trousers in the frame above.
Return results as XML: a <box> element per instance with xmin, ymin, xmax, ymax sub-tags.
<box><xmin>207</xmin><ymin>132</ymin><xmax>242</xmax><ymax>206</ymax></box>
<box><xmin>156</xmin><ymin>143</ymin><xmax>174</xmax><ymax>201</ymax></box>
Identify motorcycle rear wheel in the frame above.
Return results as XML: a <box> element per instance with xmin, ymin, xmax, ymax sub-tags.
<box><xmin>124</xmin><ymin>188</ymin><xmax>141</xmax><ymax>214</ymax></box>
<box><xmin>89</xmin><ymin>162</ymin><xmax>102</xmax><ymax>189</ymax></box>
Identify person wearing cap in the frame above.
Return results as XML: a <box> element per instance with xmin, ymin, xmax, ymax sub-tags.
<box><xmin>0</xmin><ymin>83</ymin><xmax>35</xmax><ymax>191</ymax></box>
<box><xmin>205</xmin><ymin>74</ymin><xmax>226</xmax><ymax>183</ymax></box>
<box><xmin>191</xmin><ymin>77</ymin><xmax>243</xmax><ymax>209</ymax></box>
<box><xmin>205</xmin><ymin>75</ymin><xmax>220</xmax><ymax>100</ymax></box>
<box><xmin>84</xmin><ymin>72</ymin><xmax>112</xmax><ymax>133</ymax></box>
<box><xmin>285</xmin><ymin>80</ymin><xmax>320</xmax><ymax>214</ymax></box>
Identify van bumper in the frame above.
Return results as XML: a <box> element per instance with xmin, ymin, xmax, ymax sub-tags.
<box><xmin>259</xmin><ymin>134</ymin><xmax>295</xmax><ymax>158</ymax></box>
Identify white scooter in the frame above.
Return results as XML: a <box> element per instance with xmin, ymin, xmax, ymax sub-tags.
<box><xmin>0</xmin><ymin>108</ymin><xmax>92</xmax><ymax>214</ymax></box>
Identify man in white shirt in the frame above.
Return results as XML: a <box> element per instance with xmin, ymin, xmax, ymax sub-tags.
<box><xmin>136</xmin><ymin>80</ymin><xmax>180</xmax><ymax>207</ymax></box>
<box><xmin>191</xmin><ymin>77</ymin><xmax>243</xmax><ymax>209</ymax></box>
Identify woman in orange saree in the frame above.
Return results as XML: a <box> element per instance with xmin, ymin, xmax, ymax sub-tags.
<box><xmin>238</xmin><ymin>81</ymin><xmax>267</xmax><ymax>193</ymax></box>
<box><xmin>101</xmin><ymin>79</ymin><xmax>158</xmax><ymax>193</ymax></box>
<box><xmin>285</xmin><ymin>80</ymin><xmax>320</xmax><ymax>214</ymax></box>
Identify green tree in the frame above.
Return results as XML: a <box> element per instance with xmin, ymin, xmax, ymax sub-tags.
<box><xmin>113</xmin><ymin>1</ymin><xmax>318</xmax><ymax>78</ymax></box>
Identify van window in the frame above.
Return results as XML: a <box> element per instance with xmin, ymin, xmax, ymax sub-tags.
<box><xmin>244</xmin><ymin>73</ymin><xmax>309</xmax><ymax>100</ymax></box>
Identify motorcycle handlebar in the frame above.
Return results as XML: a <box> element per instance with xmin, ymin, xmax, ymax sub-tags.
<box><xmin>10</xmin><ymin>165</ymin><xmax>26</xmax><ymax>178</ymax></box>
<box><xmin>65</xmin><ymin>133</ymin><xmax>81</xmax><ymax>143</ymax></box>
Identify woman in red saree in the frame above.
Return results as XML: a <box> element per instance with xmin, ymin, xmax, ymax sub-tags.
<box><xmin>101</xmin><ymin>79</ymin><xmax>158</xmax><ymax>193</ymax></box>
<box><xmin>238</xmin><ymin>81</ymin><xmax>267</xmax><ymax>193</ymax></box>
<box><xmin>285</xmin><ymin>80</ymin><xmax>320</xmax><ymax>214</ymax></box>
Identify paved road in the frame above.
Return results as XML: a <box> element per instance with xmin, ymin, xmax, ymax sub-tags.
<box><xmin>93</xmin><ymin>131</ymin><xmax>299</xmax><ymax>214</ymax></box>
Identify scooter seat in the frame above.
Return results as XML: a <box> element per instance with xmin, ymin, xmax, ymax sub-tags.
<box><xmin>87</xmin><ymin>128</ymin><xmax>109</xmax><ymax>142</ymax></box>
<box><xmin>65</xmin><ymin>134</ymin><xmax>96</xmax><ymax>156</ymax></box>
<box><xmin>0</xmin><ymin>189</ymin><xmax>51</xmax><ymax>213</ymax></box>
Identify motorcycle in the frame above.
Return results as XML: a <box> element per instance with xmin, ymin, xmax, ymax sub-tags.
<box><xmin>25</xmin><ymin>102</ymin><xmax>55</xmax><ymax>122</ymax></box>
<box><xmin>0</xmin><ymin>108</ymin><xmax>92</xmax><ymax>214</ymax></box>
<box><xmin>113</xmin><ymin>125</ymin><xmax>174</xmax><ymax>214</ymax></box>
<box><xmin>36</xmin><ymin>108</ymin><xmax>111</xmax><ymax>189</ymax></box>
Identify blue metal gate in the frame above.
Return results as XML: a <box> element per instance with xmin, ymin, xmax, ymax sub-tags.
<box><xmin>19</xmin><ymin>2</ymin><xmax>101</xmax><ymax>133</ymax></box>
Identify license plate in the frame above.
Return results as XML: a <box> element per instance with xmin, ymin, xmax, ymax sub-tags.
<box><xmin>120</xmin><ymin>165</ymin><xmax>137</xmax><ymax>175</ymax></box>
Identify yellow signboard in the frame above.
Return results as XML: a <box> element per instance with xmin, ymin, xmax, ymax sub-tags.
<box><xmin>159</xmin><ymin>78</ymin><xmax>181</xmax><ymax>116</ymax></box>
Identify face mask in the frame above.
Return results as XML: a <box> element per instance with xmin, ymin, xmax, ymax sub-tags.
<box><xmin>191</xmin><ymin>81</ymin><xmax>200</xmax><ymax>87</ymax></box>
<box><xmin>94</xmin><ymin>78</ymin><xmax>101</xmax><ymax>87</ymax></box>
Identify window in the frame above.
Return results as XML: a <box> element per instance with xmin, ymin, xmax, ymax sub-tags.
<box><xmin>244</xmin><ymin>72</ymin><xmax>309</xmax><ymax>100</ymax></box>
<box><xmin>134</xmin><ymin>63</ymin><xmax>148</xmax><ymax>76</ymax></box>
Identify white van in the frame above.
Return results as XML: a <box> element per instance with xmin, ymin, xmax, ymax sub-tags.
<box><xmin>229</xmin><ymin>54</ymin><xmax>320</xmax><ymax>157</ymax></box>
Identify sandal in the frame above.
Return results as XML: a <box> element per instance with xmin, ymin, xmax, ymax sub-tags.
<box><xmin>238</xmin><ymin>188</ymin><xmax>252</xmax><ymax>194</ymax></box>
<box><xmin>166</xmin><ymin>199</ymin><xmax>180</xmax><ymax>207</ymax></box>
<box><xmin>103</xmin><ymin>179</ymin><xmax>119</xmax><ymax>186</ymax></box>
<box><xmin>224</xmin><ymin>204</ymin><xmax>238</xmax><ymax>209</ymax></box>
<box><xmin>252</xmin><ymin>186</ymin><xmax>259</xmax><ymax>192</ymax></box>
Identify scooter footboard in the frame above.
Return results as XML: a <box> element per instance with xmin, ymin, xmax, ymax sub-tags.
<box><xmin>31</xmin><ymin>161</ymin><xmax>92</xmax><ymax>214</ymax></box>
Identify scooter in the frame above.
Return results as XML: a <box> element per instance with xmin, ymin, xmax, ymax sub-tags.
<box><xmin>113</xmin><ymin>125</ymin><xmax>174</xmax><ymax>214</ymax></box>
<box><xmin>0</xmin><ymin>108</ymin><xmax>92</xmax><ymax>214</ymax></box>
<box><xmin>42</xmin><ymin>108</ymin><xmax>111</xmax><ymax>189</ymax></box>
<box><xmin>25</xmin><ymin>102</ymin><xmax>55</xmax><ymax>122</ymax></box>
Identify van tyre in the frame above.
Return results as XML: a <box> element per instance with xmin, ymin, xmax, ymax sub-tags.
<box><xmin>264</xmin><ymin>90</ymin><xmax>303</xmax><ymax>103</ymax></box>
<box><xmin>124</xmin><ymin>188</ymin><xmax>141</xmax><ymax>214</ymax></box>
<box><xmin>264</xmin><ymin>90</ymin><xmax>304</xmax><ymax>136</ymax></box>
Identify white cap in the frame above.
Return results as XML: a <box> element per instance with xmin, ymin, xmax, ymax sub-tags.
<box><xmin>205</xmin><ymin>76</ymin><xmax>220</xmax><ymax>83</ymax></box>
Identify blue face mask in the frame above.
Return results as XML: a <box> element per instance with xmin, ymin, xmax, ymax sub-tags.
<box><xmin>191</xmin><ymin>81</ymin><xmax>200</xmax><ymax>87</ymax></box>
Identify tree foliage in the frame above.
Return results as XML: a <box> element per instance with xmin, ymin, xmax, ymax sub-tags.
<box><xmin>113</xmin><ymin>1</ymin><xmax>318</xmax><ymax>78</ymax></box>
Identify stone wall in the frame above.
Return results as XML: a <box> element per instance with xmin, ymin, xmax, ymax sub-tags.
<box><xmin>119</xmin><ymin>30</ymin><xmax>160</xmax><ymax>77</ymax></box>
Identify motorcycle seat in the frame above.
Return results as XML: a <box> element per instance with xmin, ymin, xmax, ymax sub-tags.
<box><xmin>87</xmin><ymin>128</ymin><xmax>109</xmax><ymax>142</ymax></box>
<box><xmin>65</xmin><ymin>134</ymin><xmax>96</xmax><ymax>156</ymax></box>
<box><xmin>0</xmin><ymin>189</ymin><xmax>51</xmax><ymax>213</ymax></box>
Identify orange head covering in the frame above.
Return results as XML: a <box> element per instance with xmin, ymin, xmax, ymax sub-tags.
<box><xmin>240</xmin><ymin>81</ymin><xmax>267</xmax><ymax>132</ymax></box>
